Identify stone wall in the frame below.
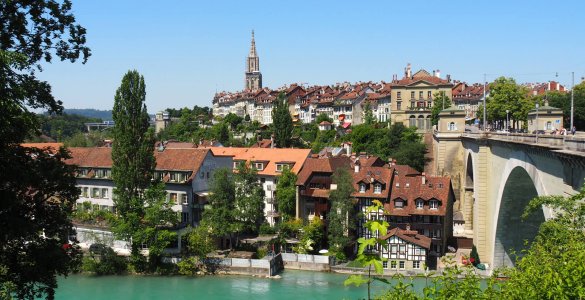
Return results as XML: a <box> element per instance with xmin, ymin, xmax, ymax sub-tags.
<box><xmin>281</xmin><ymin>253</ymin><xmax>331</xmax><ymax>271</ymax></box>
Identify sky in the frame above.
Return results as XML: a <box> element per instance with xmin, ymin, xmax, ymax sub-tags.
<box><xmin>37</xmin><ymin>0</ymin><xmax>585</xmax><ymax>113</ymax></box>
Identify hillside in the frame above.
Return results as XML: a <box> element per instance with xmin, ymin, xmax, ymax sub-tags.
<box><xmin>64</xmin><ymin>108</ymin><xmax>113</xmax><ymax>121</ymax></box>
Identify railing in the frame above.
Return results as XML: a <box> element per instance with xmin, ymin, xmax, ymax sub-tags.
<box><xmin>462</xmin><ymin>132</ymin><xmax>585</xmax><ymax>152</ymax></box>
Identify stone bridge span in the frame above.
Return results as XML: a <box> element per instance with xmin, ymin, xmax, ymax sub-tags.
<box><xmin>434</xmin><ymin>131</ymin><xmax>585</xmax><ymax>268</ymax></box>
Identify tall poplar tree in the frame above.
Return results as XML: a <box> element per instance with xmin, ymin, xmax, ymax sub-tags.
<box><xmin>111</xmin><ymin>70</ymin><xmax>157</xmax><ymax>265</ymax></box>
<box><xmin>272</xmin><ymin>92</ymin><xmax>293</xmax><ymax>148</ymax></box>
<box><xmin>327</xmin><ymin>168</ymin><xmax>356</xmax><ymax>259</ymax></box>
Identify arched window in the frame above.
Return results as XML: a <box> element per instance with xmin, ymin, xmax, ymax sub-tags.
<box><xmin>546</xmin><ymin>121</ymin><xmax>552</xmax><ymax>130</ymax></box>
<box><xmin>448</xmin><ymin>122</ymin><xmax>456</xmax><ymax>131</ymax></box>
<box><xmin>374</xmin><ymin>183</ymin><xmax>382</xmax><ymax>194</ymax></box>
<box><xmin>417</xmin><ymin>115</ymin><xmax>425</xmax><ymax>129</ymax></box>
<box><xmin>409</xmin><ymin>115</ymin><xmax>416</xmax><ymax>127</ymax></box>
<box><xmin>359</xmin><ymin>183</ymin><xmax>366</xmax><ymax>193</ymax></box>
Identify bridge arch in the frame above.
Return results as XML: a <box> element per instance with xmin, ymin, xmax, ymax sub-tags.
<box><xmin>491</xmin><ymin>152</ymin><xmax>547</xmax><ymax>268</ymax></box>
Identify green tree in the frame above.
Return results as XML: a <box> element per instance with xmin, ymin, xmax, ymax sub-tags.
<box><xmin>1</xmin><ymin>1</ymin><xmax>90</xmax><ymax>298</ymax></box>
<box><xmin>327</xmin><ymin>168</ymin><xmax>356</xmax><ymax>259</ymax></box>
<box><xmin>547</xmin><ymin>83</ymin><xmax>585</xmax><ymax>130</ymax></box>
<box><xmin>431</xmin><ymin>91</ymin><xmax>452</xmax><ymax>126</ymax></box>
<box><xmin>363</xmin><ymin>102</ymin><xmax>376</xmax><ymax>125</ymax></box>
<box><xmin>224</xmin><ymin>113</ymin><xmax>243</xmax><ymax>130</ymax></box>
<box><xmin>275</xmin><ymin>168</ymin><xmax>297</xmax><ymax>220</ymax></box>
<box><xmin>111</xmin><ymin>70</ymin><xmax>159</xmax><ymax>270</ymax></box>
<box><xmin>186</xmin><ymin>221</ymin><xmax>216</xmax><ymax>258</ymax></box>
<box><xmin>213</xmin><ymin>122</ymin><xmax>230</xmax><ymax>145</ymax></box>
<box><xmin>316</xmin><ymin>113</ymin><xmax>333</xmax><ymax>124</ymax></box>
<box><xmin>486</xmin><ymin>77</ymin><xmax>532</xmax><ymax>129</ymax></box>
<box><xmin>233</xmin><ymin>162</ymin><xmax>265</xmax><ymax>236</ymax></box>
<box><xmin>272</xmin><ymin>92</ymin><xmax>293</xmax><ymax>148</ymax></box>
<box><xmin>204</xmin><ymin>168</ymin><xmax>237</xmax><ymax>248</ymax></box>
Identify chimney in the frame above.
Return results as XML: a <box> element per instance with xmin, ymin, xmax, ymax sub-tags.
<box><xmin>354</xmin><ymin>159</ymin><xmax>361</xmax><ymax>173</ymax></box>
<box><xmin>406</xmin><ymin>223</ymin><xmax>411</xmax><ymax>231</ymax></box>
<box><xmin>435</xmin><ymin>69</ymin><xmax>441</xmax><ymax>78</ymax></box>
<box><xmin>446</xmin><ymin>74</ymin><xmax>451</xmax><ymax>82</ymax></box>
<box><xmin>421</xmin><ymin>172</ymin><xmax>426</xmax><ymax>184</ymax></box>
<box><xmin>405</xmin><ymin>63</ymin><xmax>411</xmax><ymax>78</ymax></box>
<box><xmin>270</xmin><ymin>134</ymin><xmax>275</xmax><ymax>148</ymax></box>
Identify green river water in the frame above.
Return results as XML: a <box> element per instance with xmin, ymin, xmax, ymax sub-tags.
<box><xmin>54</xmin><ymin>270</ymin><xmax>428</xmax><ymax>299</ymax></box>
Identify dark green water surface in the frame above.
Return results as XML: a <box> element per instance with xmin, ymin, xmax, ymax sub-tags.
<box><xmin>54</xmin><ymin>270</ymin><xmax>427</xmax><ymax>299</ymax></box>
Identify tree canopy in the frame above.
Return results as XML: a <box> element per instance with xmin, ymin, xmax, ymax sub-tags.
<box><xmin>272</xmin><ymin>92</ymin><xmax>293</xmax><ymax>148</ymax></box>
<box><xmin>327</xmin><ymin>168</ymin><xmax>356</xmax><ymax>259</ymax></box>
<box><xmin>1</xmin><ymin>1</ymin><xmax>90</xmax><ymax>298</ymax></box>
<box><xmin>431</xmin><ymin>91</ymin><xmax>452</xmax><ymax>126</ymax></box>
<box><xmin>275</xmin><ymin>168</ymin><xmax>297</xmax><ymax>220</ymax></box>
<box><xmin>482</xmin><ymin>77</ymin><xmax>533</xmax><ymax>129</ymax></box>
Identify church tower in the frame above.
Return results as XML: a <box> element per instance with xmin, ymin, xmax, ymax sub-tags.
<box><xmin>245</xmin><ymin>30</ymin><xmax>262</xmax><ymax>91</ymax></box>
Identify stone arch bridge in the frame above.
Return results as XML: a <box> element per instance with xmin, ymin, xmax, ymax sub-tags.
<box><xmin>433</xmin><ymin>132</ymin><xmax>585</xmax><ymax>268</ymax></box>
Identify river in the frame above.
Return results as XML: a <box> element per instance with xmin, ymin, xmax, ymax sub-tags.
<box><xmin>54</xmin><ymin>270</ymin><xmax>429</xmax><ymax>299</ymax></box>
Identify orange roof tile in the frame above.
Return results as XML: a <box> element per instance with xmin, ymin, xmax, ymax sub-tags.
<box><xmin>206</xmin><ymin>147</ymin><xmax>310</xmax><ymax>176</ymax></box>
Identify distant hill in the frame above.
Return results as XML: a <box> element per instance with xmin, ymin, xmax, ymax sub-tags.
<box><xmin>64</xmin><ymin>109</ymin><xmax>113</xmax><ymax>121</ymax></box>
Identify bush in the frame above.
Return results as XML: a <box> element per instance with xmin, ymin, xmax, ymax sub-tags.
<box><xmin>256</xmin><ymin>248</ymin><xmax>267</xmax><ymax>259</ymax></box>
<box><xmin>82</xmin><ymin>249</ymin><xmax>127</xmax><ymax>275</ymax></box>
<box><xmin>177</xmin><ymin>257</ymin><xmax>200</xmax><ymax>276</ymax></box>
<box><xmin>470</xmin><ymin>245</ymin><xmax>480</xmax><ymax>266</ymax></box>
<box><xmin>259</xmin><ymin>222</ymin><xmax>276</xmax><ymax>235</ymax></box>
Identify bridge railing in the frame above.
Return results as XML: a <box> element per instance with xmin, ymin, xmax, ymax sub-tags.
<box><xmin>462</xmin><ymin>132</ymin><xmax>585</xmax><ymax>152</ymax></box>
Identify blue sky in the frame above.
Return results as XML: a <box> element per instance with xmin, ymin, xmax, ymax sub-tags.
<box><xmin>37</xmin><ymin>0</ymin><xmax>585</xmax><ymax>113</ymax></box>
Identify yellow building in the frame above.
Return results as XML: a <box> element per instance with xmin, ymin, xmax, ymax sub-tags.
<box><xmin>390</xmin><ymin>64</ymin><xmax>453</xmax><ymax>131</ymax></box>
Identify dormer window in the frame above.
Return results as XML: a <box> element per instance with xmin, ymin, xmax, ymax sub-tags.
<box><xmin>359</xmin><ymin>183</ymin><xmax>366</xmax><ymax>193</ymax></box>
<box><xmin>430</xmin><ymin>200</ymin><xmax>439</xmax><ymax>210</ymax></box>
<box><xmin>276</xmin><ymin>163</ymin><xmax>290</xmax><ymax>172</ymax></box>
<box><xmin>416</xmin><ymin>199</ymin><xmax>424</xmax><ymax>209</ymax></box>
<box><xmin>374</xmin><ymin>183</ymin><xmax>382</xmax><ymax>194</ymax></box>
<box><xmin>254</xmin><ymin>162</ymin><xmax>264</xmax><ymax>171</ymax></box>
<box><xmin>395</xmin><ymin>199</ymin><xmax>404</xmax><ymax>208</ymax></box>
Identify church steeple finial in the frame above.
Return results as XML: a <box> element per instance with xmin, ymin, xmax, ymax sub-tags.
<box><xmin>249</xmin><ymin>30</ymin><xmax>257</xmax><ymax>57</ymax></box>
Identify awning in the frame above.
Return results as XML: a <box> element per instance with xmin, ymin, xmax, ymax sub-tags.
<box><xmin>342</xmin><ymin>122</ymin><xmax>351</xmax><ymax>129</ymax></box>
<box><xmin>195</xmin><ymin>192</ymin><xmax>210</xmax><ymax>197</ymax></box>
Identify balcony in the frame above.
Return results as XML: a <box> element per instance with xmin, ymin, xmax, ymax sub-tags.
<box><xmin>266</xmin><ymin>210</ymin><xmax>280</xmax><ymax>217</ymax></box>
<box><xmin>266</xmin><ymin>197</ymin><xmax>275</xmax><ymax>204</ymax></box>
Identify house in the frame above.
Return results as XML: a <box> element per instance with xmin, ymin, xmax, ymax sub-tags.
<box><xmin>379</xmin><ymin>225</ymin><xmax>431</xmax><ymax>270</ymax></box>
<box><xmin>206</xmin><ymin>147</ymin><xmax>311</xmax><ymax>225</ymax></box>
<box><xmin>65</xmin><ymin>146</ymin><xmax>232</xmax><ymax>252</ymax></box>
<box><xmin>318</xmin><ymin>121</ymin><xmax>332</xmax><ymax>131</ymax></box>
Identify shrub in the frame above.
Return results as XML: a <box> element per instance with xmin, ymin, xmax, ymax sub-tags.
<box><xmin>82</xmin><ymin>249</ymin><xmax>127</xmax><ymax>275</ymax></box>
<box><xmin>470</xmin><ymin>245</ymin><xmax>480</xmax><ymax>266</ymax></box>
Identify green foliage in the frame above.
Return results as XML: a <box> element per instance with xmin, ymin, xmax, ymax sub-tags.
<box><xmin>81</xmin><ymin>249</ymin><xmax>127</xmax><ymax>275</ymax></box>
<box><xmin>275</xmin><ymin>168</ymin><xmax>297</xmax><ymax>220</ymax></box>
<box><xmin>294</xmin><ymin>218</ymin><xmax>324</xmax><ymax>254</ymax></box>
<box><xmin>272</xmin><ymin>92</ymin><xmax>293</xmax><ymax>148</ymax></box>
<box><xmin>485</xmin><ymin>77</ymin><xmax>532</xmax><ymax>129</ymax></box>
<box><xmin>186</xmin><ymin>223</ymin><xmax>216</xmax><ymax>258</ymax></box>
<box><xmin>1</xmin><ymin>2</ymin><xmax>90</xmax><ymax>297</ymax></box>
<box><xmin>234</xmin><ymin>162</ymin><xmax>265</xmax><ymax>234</ymax></box>
<box><xmin>547</xmin><ymin>82</ymin><xmax>585</xmax><ymax>130</ymax></box>
<box><xmin>177</xmin><ymin>257</ymin><xmax>201</xmax><ymax>276</ymax></box>
<box><xmin>342</xmin><ymin>123</ymin><xmax>428</xmax><ymax>171</ymax></box>
<box><xmin>327</xmin><ymin>168</ymin><xmax>356</xmax><ymax>256</ymax></box>
<box><xmin>431</xmin><ymin>91</ymin><xmax>452</xmax><ymax>126</ymax></box>
<box><xmin>316</xmin><ymin>113</ymin><xmax>333</xmax><ymax>124</ymax></box>
<box><xmin>204</xmin><ymin>168</ymin><xmax>237</xmax><ymax>242</ymax></box>
<box><xmin>213</xmin><ymin>122</ymin><xmax>230</xmax><ymax>145</ymax></box>
<box><xmin>311</xmin><ymin>129</ymin><xmax>337</xmax><ymax>153</ymax></box>
<box><xmin>36</xmin><ymin>113</ymin><xmax>102</xmax><ymax>142</ymax></box>
<box><xmin>470</xmin><ymin>245</ymin><xmax>480</xmax><ymax>265</ymax></box>
<box><xmin>364</xmin><ymin>102</ymin><xmax>376</xmax><ymax>125</ymax></box>
<box><xmin>224</xmin><ymin>113</ymin><xmax>243</xmax><ymax>130</ymax></box>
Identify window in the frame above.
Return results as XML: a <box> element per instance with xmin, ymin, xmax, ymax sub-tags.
<box><xmin>391</xmin><ymin>261</ymin><xmax>397</xmax><ymax>269</ymax></box>
<box><xmin>254</xmin><ymin>163</ymin><xmax>264</xmax><ymax>170</ymax></box>
<box><xmin>399</xmin><ymin>261</ymin><xmax>405</xmax><ymax>269</ymax></box>
<box><xmin>413</xmin><ymin>261</ymin><xmax>420</xmax><ymax>269</ymax></box>
<box><xmin>171</xmin><ymin>173</ymin><xmax>179</xmax><ymax>182</ymax></box>
<box><xmin>92</xmin><ymin>188</ymin><xmax>100</xmax><ymax>198</ymax></box>
<box><xmin>359</xmin><ymin>183</ymin><xmax>366</xmax><ymax>193</ymax></box>
<box><xmin>383</xmin><ymin>261</ymin><xmax>388</xmax><ymax>269</ymax></box>
<box><xmin>181</xmin><ymin>212</ymin><xmax>189</xmax><ymax>224</ymax></box>
<box><xmin>430</xmin><ymin>200</ymin><xmax>439</xmax><ymax>210</ymax></box>
<box><xmin>374</xmin><ymin>184</ymin><xmax>382</xmax><ymax>194</ymax></box>
<box><xmin>397</xmin><ymin>102</ymin><xmax>402</xmax><ymax>110</ymax></box>
<box><xmin>448</xmin><ymin>122</ymin><xmax>456</xmax><ymax>131</ymax></box>
<box><xmin>410</xmin><ymin>91</ymin><xmax>415</xmax><ymax>99</ymax></box>
<box><xmin>397</xmin><ymin>91</ymin><xmax>401</xmax><ymax>99</ymax></box>
<box><xmin>181</xmin><ymin>194</ymin><xmax>188</xmax><ymax>205</ymax></box>
<box><xmin>169</xmin><ymin>193</ymin><xmax>178</xmax><ymax>205</ymax></box>
<box><xmin>395</xmin><ymin>200</ymin><xmax>404</xmax><ymax>208</ymax></box>
<box><xmin>419</xmin><ymin>91</ymin><xmax>423</xmax><ymax>99</ymax></box>
<box><xmin>101</xmin><ymin>188</ymin><xmax>108</xmax><ymax>199</ymax></box>
<box><xmin>260</xmin><ymin>177</ymin><xmax>266</xmax><ymax>183</ymax></box>
<box><xmin>428</xmin><ymin>91</ymin><xmax>432</xmax><ymax>99</ymax></box>
<box><xmin>82</xmin><ymin>187</ymin><xmax>89</xmax><ymax>198</ymax></box>
<box><xmin>416</xmin><ymin>199</ymin><xmax>423</xmax><ymax>209</ymax></box>
<box><xmin>276</xmin><ymin>164</ymin><xmax>289</xmax><ymax>172</ymax></box>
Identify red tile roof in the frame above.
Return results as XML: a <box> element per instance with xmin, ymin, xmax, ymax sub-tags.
<box><xmin>380</xmin><ymin>227</ymin><xmax>432</xmax><ymax>249</ymax></box>
<box><xmin>351</xmin><ymin>166</ymin><xmax>393</xmax><ymax>198</ymax></box>
<box><xmin>206</xmin><ymin>147</ymin><xmax>310</xmax><ymax>176</ymax></box>
<box><xmin>296</xmin><ymin>156</ymin><xmax>351</xmax><ymax>185</ymax></box>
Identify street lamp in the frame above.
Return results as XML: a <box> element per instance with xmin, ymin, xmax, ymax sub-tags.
<box><xmin>506</xmin><ymin>110</ymin><xmax>510</xmax><ymax>133</ymax></box>
<box><xmin>535</xmin><ymin>103</ymin><xmax>539</xmax><ymax>143</ymax></box>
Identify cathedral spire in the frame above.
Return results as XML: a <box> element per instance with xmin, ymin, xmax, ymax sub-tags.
<box><xmin>245</xmin><ymin>30</ymin><xmax>262</xmax><ymax>90</ymax></box>
<box><xmin>249</xmin><ymin>30</ymin><xmax>257</xmax><ymax>57</ymax></box>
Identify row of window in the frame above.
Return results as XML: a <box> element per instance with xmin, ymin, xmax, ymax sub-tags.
<box><xmin>359</xmin><ymin>183</ymin><xmax>383</xmax><ymax>194</ymax></box>
<box><xmin>80</xmin><ymin>187</ymin><xmax>109</xmax><ymax>199</ymax></box>
<box><xmin>394</xmin><ymin>199</ymin><xmax>440</xmax><ymax>209</ymax></box>
<box><xmin>396</xmin><ymin>91</ymin><xmax>434</xmax><ymax>100</ymax></box>
<box><xmin>233</xmin><ymin>161</ymin><xmax>292</xmax><ymax>172</ymax></box>
<box><xmin>168</xmin><ymin>192</ymin><xmax>189</xmax><ymax>205</ymax></box>
<box><xmin>382</xmin><ymin>260</ymin><xmax>421</xmax><ymax>269</ymax></box>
